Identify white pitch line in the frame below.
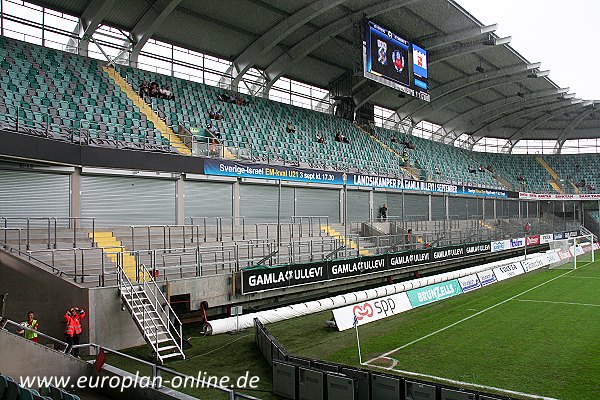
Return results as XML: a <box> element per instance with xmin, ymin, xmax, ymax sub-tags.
<box><xmin>515</xmin><ymin>299</ymin><xmax>600</xmax><ymax>307</ymax></box>
<box><xmin>366</xmin><ymin>363</ymin><xmax>559</xmax><ymax>400</ymax></box>
<box><xmin>365</xmin><ymin>265</ymin><xmax>587</xmax><ymax>363</ymax></box>
<box><xmin>559</xmin><ymin>276</ymin><xmax>600</xmax><ymax>280</ymax></box>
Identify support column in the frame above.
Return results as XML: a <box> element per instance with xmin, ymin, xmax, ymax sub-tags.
<box><xmin>233</xmin><ymin>180</ymin><xmax>241</xmax><ymax>221</ymax></box>
<box><xmin>175</xmin><ymin>175</ymin><xmax>184</xmax><ymax>225</ymax></box>
<box><xmin>428</xmin><ymin>194</ymin><xmax>432</xmax><ymax>222</ymax></box>
<box><xmin>71</xmin><ymin>167</ymin><xmax>81</xmax><ymax>227</ymax></box>
<box><xmin>369</xmin><ymin>189</ymin><xmax>374</xmax><ymax>223</ymax></box>
<box><xmin>493</xmin><ymin>199</ymin><xmax>497</xmax><ymax>220</ymax></box>
<box><xmin>339</xmin><ymin>188</ymin><xmax>345</xmax><ymax>224</ymax></box>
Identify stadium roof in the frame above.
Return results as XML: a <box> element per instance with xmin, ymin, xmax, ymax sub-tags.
<box><xmin>34</xmin><ymin>0</ymin><xmax>600</xmax><ymax>149</ymax></box>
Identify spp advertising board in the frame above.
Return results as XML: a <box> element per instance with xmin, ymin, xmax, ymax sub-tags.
<box><xmin>332</xmin><ymin>292</ymin><xmax>413</xmax><ymax>331</ymax></box>
<box><xmin>241</xmin><ymin>242</ymin><xmax>491</xmax><ymax>294</ymax></box>
<box><xmin>477</xmin><ymin>269</ymin><xmax>497</xmax><ymax>286</ymax></box>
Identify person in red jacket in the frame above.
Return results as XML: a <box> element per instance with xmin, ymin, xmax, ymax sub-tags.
<box><xmin>64</xmin><ymin>306</ymin><xmax>85</xmax><ymax>357</ymax></box>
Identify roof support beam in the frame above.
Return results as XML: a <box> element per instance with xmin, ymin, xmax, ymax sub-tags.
<box><xmin>65</xmin><ymin>0</ymin><xmax>117</xmax><ymax>57</ymax></box>
<box><xmin>394</xmin><ymin>62</ymin><xmax>540</xmax><ymax>121</ymax></box>
<box><xmin>406</xmin><ymin>69</ymin><xmax>549</xmax><ymax>126</ymax></box>
<box><xmin>557</xmin><ymin>105</ymin><xmax>598</xmax><ymax>148</ymax></box>
<box><xmin>508</xmin><ymin>100</ymin><xmax>593</xmax><ymax>145</ymax></box>
<box><xmin>471</xmin><ymin>98</ymin><xmax>579</xmax><ymax>140</ymax></box>
<box><xmin>421</xmin><ymin>24</ymin><xmax>497</xmax><ymax>50</ymax></box>
<box><xmin>230</xmin><ymin>0</ymin><xmax>348</xmax><ymax>91</ymax></box>
<box><xmin>440</xmin><ymin>87</ymin><xmax>569</xmax><ymax>137</ymax></box>
<box><xmin>429</xmin><ymin>37</ymin><xmax>511</xmax><ymax>65</ymax></box>
<box><xmin>114</xmin><ymin>0</ymin><xmax>183</xmax><ymax>66</ymax></box>
<box><xmin>261</xmin><ymin>0</ymin><xmax>424</xmax><ymax>96</ymax></box>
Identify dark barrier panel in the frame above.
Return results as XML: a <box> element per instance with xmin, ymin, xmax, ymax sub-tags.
<box><xmin>440</xmin><ymin>388</ymin><xmax>476</xmax><ymax>400</ymax></box>
<box><xmin>242</xmin><ymin>261</ymin><xmax>327</xmax><ymax>293</ymax></box>
<box><xmin>328</xmin><ymin>254</ymin><xmax>388</xmax><ymax>280</ymax></box>
<box><xmin>340</xmin><ymin>367</ymin><xmax>369</xmax><ymax>400</ymax></box>
<box><xmin>313</xmin><ymin>361</ymin><xmax>339</xmax><ymax>373</ymax></box>
<box><xmin>288</xmin><ymin>356</ymin><xmax>312</xmax><ymax>367</ymax></box>
<box><xmin>326</xmin><ymin>374</ymin><xmax>355</xmax><ymax>400</ymax></box>
<box><xmin>406</xmin><ymin>380</ymin><xmax>437</xmax><ymax>400</ymax></box>
<box><xmin>273</xmin><ymin>360</ymin><xmax>297</xmax><ymax>399</ymax></box>
<box><xmin>371</xmin><ymin>373</ymin><xmax>401</xmax><ymax>400</ymax></box>
<box><xmin>298</xmin><ymin>367</ymin><xmax>324</xmax><ymax>400</ymax></box>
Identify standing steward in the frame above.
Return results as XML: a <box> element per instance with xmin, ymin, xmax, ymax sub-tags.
<box><xmin>64</xmin><ymin>306</ymin><xmax>85</xmax><ymax>357</ymax></box>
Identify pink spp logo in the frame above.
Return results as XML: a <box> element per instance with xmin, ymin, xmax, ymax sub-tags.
<box><xmin>353</xmin><ymin>303</ymin><xmax>374</xmax><ymax>320</ymax></box>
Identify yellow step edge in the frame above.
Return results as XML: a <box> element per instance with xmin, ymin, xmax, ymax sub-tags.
<box><xmin>89</xmin><ymin>231</ymin><xmax>149</xmax><ymax>282</ymax></box>
<box><xmin>319</xmin><ymin>226</ymin><xmax>373</xmax><ymax>256</ymax></box>
<box><xmin>102</xmin><ymin>66</ymin><xmax>192</xmax><ymax>156</ymax></box>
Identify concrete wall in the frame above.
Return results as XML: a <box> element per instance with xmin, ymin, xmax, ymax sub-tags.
<box><xmin>0</xmin><ymin>249</ymin><xmax>145</xmax><ymax>351</ymax></box>
<box><xmin>88</xmin><ymin>287</ymin><xmax>145</xmax><ymax>350</ymax></box>
<box><xmin>0</xmin><ymin>330</ymin><xmax>199</xmax><ymax>400</ymax></box>
<box><xmin>0</xmin><ymin>328</ymin><xmax>91</xmax><ymax>381</ymax></box>
<box><xmin>0</xmin><ymin>249</ymin><xmax>89</xmax><ymax>342</ymax></box>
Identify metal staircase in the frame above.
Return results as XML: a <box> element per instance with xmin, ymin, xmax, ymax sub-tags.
<box><xmin>116</xmin><ymin>260</ymin><xmax>185</xmax><ymax>364</ymax></box>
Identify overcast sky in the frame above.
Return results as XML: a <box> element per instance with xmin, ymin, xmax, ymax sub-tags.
<box><xmin>457</xmin><ymin>0</ymin><xmax>599</xmax><ymax>101</ymax></box>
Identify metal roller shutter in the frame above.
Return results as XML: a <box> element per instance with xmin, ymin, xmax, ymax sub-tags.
<box><xmin>346</xmin><ymin>190</ymin><xmax>370</xmax><ymax>222</ymax></box>
<box><xmin>484</xmin><ymin>199</ymin><xmax>495</xmax><ymax>219</ymax></box>
<box><xmin>448</xmin><ymin>197</ymin><xmax>468</xmax><ymax>219</ymax></box>
<box><xmin>431</xmin><ymin>195</ymin><xmax>445</xmax><ymax>220</ymax></box>
<box><xmin>81</xmin><ymin>175</ymin><xmax>176</xmax><ymax>227</ymax></box>
<box><xmin>374</xmin><ymin>192</ymin><xmax>403</xmax><ymax>220</ymax></box>
<box><xmin>404</xmin><ymin>193</ymin><xmax>428</xmax><ymax>220</ymax></box>
<box><xmin>295</xmin><ymin>187</ymin><xmax>340</xmax><ymax>223</ymax></box>
<box><xmin>239</xmin><ymin>184</ymin><xmax>294</xmax><ymax>223</ymax></box>
<box><xmin>0</xmin><ymin>170</ymin><xmax>70</xmax><ymax>226</ymax></box>
<box><xmin>508</xmin><ymin>200</ymin><xmax>520</xmax><ymax>218</ymax></box>
<box><xmin>185</xmin><ymin>180</ymin><xmax>233</xmax><ymax>221</ymax></box>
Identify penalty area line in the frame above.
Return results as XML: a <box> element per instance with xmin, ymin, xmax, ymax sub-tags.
<box><xmin>364</xmin><ymin>266</ymin><xmax>585</xmax><ymax>365</ymax></box>
<box><xmin>365</xmin><ymin>363</ymin><xmax>559</xmax><ymax>400</ymax></box>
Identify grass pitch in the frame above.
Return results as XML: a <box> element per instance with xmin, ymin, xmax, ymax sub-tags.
<box><xmin>110</xmin><ymin>254</ymin><xmax>600</xmax><ymax>400</ymax></box>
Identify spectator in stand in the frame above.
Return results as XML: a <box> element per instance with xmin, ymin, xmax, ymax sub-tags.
<box><xmin>434</xmin><ymin>165</ymin><xmax>441</xmax><ymax>175</ymax></box>
<box><xmin>208</xmin><ymin>107</ymin><xmax>216</xmax><ymax>119</ymax></box>
<box><xmin>468</xmin><ymin>166</ymin><xmax>476</xmax><ymax>173</ymax></box>
<box><xmin>335</xmin><ymin>133</ymin><xmax>342</xmax><ymax>142</ymax></box>
<box><xmin>380</xmin><ymin>203</ymin><xmax>388</xmax><ymax>221</ymax></box>
<box><xmin>215</xmin><ymin>108</ymin><xmax>223</xmax><ymax>120</ymax></box>
<box><xmin>138</xmin><ymin>81</ymin><xmax>149</xmax><ymax>98</ymax></box>
<box><xmin>150</xmin><ymin>82</ymin><xmax>159</xmax><ymax>97</ymax></box>
<box><xmin>478</xmin><ymin>165</ymin><xmax>485</xmax><ymax>172</ymax></box>
<box><xmin>391</xmin><ymin>135</ymin><xmax>398</xmax><ymax>143</ymax></box>
<box><xmin>159</xmin><ymin>86</ymin><xmax>173</xmax><ymax>100</ymax></box>
<box><xmin>16</xmin><ymin>311</ymin><xmax>38</xmax><ymax>343</ymax></box>
<box><xmin>236</xmin><ymin>94</ymin><xmax>248</xmax><ymax>106</ymax></box>
<box><xmin>487</xmin><ymin>165</ymin><xmax>494</xmax><ymax>173</ymax></box>
<box><xmin>286</xmin><ymin>122</ymin><xmax>296</xmax><ymax>134</ymax></box>
<box><xmin>405</xmin><ymin>229</ymin><xmax>413</xmax><ymax>245</ymax></box>
<box><xmin>524</xmin><ymin>223</ymin><xmax>531</xmax><ymax>234</ymax></box>
<box><xmin>206</xmin><ymin>123</ymin><xmax>220</xmax><ymax>139</ymax></box>
<box><xmin>316</xmin><ymin>133</ymin><xmax>325</xmax><ymax>144</ymax></box>
<box><xmin>64</xmin><ymin>306</ymin><xmax>85</xmax><ymax>357</ymax></box>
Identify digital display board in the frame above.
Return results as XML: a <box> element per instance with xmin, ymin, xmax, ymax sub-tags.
<box><xmin>363</xmin><ymin>20</ymin><xmax>430</xmax><ymax>102</ymax></box>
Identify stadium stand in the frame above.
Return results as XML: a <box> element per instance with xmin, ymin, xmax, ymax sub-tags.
<box><xmin>0</xmin><ymin>372</ymin><xmax>75</xmax><ymax>400</ymax></box>
<box><xmin>0</xmin><ymin>36</ymin><xmax>172</xmax><ymax>153</ymax></box>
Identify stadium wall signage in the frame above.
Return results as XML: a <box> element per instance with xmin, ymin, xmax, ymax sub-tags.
<box><xmin>203</xmin><ymin>159</ymin><xmax>513</xmax><ymax>198</ymax></box>
<box><xmin>520</xmin><ymin>192</ymin><xmax>600</xmax><ymax>200</ymax></box>
<box><xmin>458</xmin><ymin>274</ymin><xmax>482</xmax><ymax>292</ymax></box>
<box><xmin>241</xmin><ymin>241</ymin><xmax>492</xmax><ymax>294</ymax></box>
<box><xmin>492</xmin><ymin>263</ymin><xmax>525</xmax><ymax>281</ymax></box>
<box><xmin>477</xmin><ymin>269</ymin><xmax>497</xmax><ymax>286</ymax></box>
<box><xmin>406</xmin><ymin>279</ymin><xmax>463</xmax><ymax>307</ymax></box>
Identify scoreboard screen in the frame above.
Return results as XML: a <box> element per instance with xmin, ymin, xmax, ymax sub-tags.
<box><xmin>363</xmin><ymin>20</ymin><xmax>430</xmax><ymax>102</ymax></box>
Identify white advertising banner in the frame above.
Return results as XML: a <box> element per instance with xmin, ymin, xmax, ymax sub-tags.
<box><xmin>521</xmin><ymin>257</ymin><xmax>548</xmax><ymax>273</ymax></box>
<box><xmin>332</xmin><ymin>292</ymin><xmax>413</xmax><ymax>331</ymax></box>
<box><xmin>477</xmin><ymin>269</ymin><xmax>497</xmax><ymax>286</ymax></box>
<box><xmin>510</xmin><ymin>237</ymin><xmax>525</xmax><ymax>249</ymax></box>
<box><xmin>491</xmin><ymin>239</ymin><xmax>511</xmax><ymax>253</ymax></box>
<box><xmin>540</xmin><ymin>234</ymin><xmax>553</xmax><ymax>244</ymax></box>
<box><xmin>458</xmin><ymin>274</ymin><xmax>482</xmax><ymax>293</ymax></box>
<box><xmin>493</xmin><ymin>263</ymin><xmax>525</xmax><ymax>281</ymax></box>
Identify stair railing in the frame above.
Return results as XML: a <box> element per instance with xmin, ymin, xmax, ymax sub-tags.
<box><xmin>138</xmin><ymin>262</ymin><xmax>184</xmax><ymax>359</ymax></box>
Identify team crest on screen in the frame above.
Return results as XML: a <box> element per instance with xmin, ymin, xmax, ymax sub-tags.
<box><xmin>377</xmin><ymin>39</ymin><xmax>387</xmax><ymax>65</ymax></box>
<box><xmin>392</xmin><ymin>50</ymin><xmax>405</xmax><ymax>73</ymax></box>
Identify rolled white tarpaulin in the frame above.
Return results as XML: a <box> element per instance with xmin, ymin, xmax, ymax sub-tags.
<box><xmin>206</xmin><ymin>254</ymin><xmax>529</xmax><ymax>335</ymax></box>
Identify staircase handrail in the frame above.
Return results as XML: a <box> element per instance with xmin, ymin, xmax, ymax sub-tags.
<box><xmin>116</xmin><ymin>260</ymin><xmax>164</xmax><ymax>360</ymax></box>
<box><xmin>138</xmin><ymin>263</ymin><xmax>184</xmax><ymax>357</ymax></box>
